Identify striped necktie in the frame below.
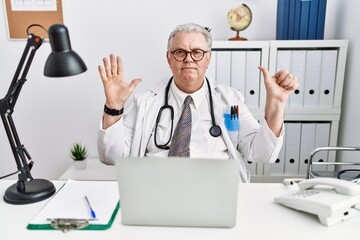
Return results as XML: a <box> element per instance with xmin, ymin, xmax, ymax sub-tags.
<box><xmin>168</xmin><ymin>95</ymin><xmax>193</xmax><ymax>157</ymax></box>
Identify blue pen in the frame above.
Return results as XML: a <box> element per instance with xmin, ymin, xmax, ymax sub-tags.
<box><xmin>84</xmin><ymin>195</ymin><xmax>96</xmax><ymax>219</ymax></box>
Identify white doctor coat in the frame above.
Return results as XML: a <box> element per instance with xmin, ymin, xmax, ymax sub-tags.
<box><xmin>97</xmin><ymin>77</ymin><xmax>283</xmax><ymax>182</ymax></box>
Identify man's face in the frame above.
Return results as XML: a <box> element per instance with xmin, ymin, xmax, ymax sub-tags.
<box><xmin>167</xmin><ymin>32</ymin><xmax>211</xmax><ymax>93</ymax></box>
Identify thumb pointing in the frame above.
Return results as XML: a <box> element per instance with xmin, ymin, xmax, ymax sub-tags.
<box><xmin>258</xmin><ymin>66</ymin><xmax>271</xmax><ymax>80</ymax></box>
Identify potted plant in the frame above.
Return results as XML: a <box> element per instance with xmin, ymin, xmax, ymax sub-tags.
<box><xmin>69</xmin><ymin>142</ymin><xmax>89</xmax><ymax>170</ymax></box>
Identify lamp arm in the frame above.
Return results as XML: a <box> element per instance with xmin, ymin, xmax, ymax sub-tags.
<box><xmin>0</xmin><ymin>34</ymin><xmax>43</xmax><ymax>184</ymax></box>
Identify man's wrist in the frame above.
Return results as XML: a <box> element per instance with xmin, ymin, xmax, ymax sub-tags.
<box><xmin>104</xmin><ymin>104</ymin><xmax>124</xmax><ymax>116</ymax></box>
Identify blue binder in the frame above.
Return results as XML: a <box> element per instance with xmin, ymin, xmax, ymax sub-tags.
<box><xmin>299</xmin><ymin>0</ymin><xmax>310</xmax><ymax>39</ymax></box>
<box><xmin>293</xmin><ymin>0</ymin><xmax>302</xmax><ymax>39</ymax></box>
<box><xmin>316</xmin><ymin>0</ymin><xmax>327</xmax><ymax>39</ymax></box>
<box><xmin>308</xmin><ymin>0</ymin><xmax>319</xmax><ymax>39</ymax></box>
<box><xmin>287</xmin><ymin>0</ymin><xmax>296</xmax><ymax>40</ymax></box>
<box><xmin>277</xmin><ymin>0</ymin><xmax>327</xmax><ymax>40</ymax></box>
<box><xmin>276</xmin><ymin>0</ymin><xmax>289</xmax><ymax>40</ymax></box>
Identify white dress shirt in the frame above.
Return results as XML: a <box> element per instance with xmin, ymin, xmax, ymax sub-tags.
<box><xmin>145</xmin><ymin>80</ymin><xmax>230</xmax><ymax>159</ymax></box>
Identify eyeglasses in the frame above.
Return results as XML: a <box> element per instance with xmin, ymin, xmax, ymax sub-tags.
<box><xmin>170</xmin><ymin>49</ymin><xmax>209</xmax><ymax>62</ymax></box>
<box><xmin>337</xmin><ymin>169</ymin><xmax>360</xmax><ymax>181</ymax></box>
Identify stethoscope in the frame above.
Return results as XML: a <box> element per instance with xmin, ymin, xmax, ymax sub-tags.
<box><xmin>154</xmin><ymin>76</ymin><xmax>222</xmax><ymax>150</ymax></box>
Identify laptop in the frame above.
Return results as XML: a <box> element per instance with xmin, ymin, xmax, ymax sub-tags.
<box><xmin>115</xmin><ymin>157</ymin><xmax>239</xmax><ymax>228</ymax></box>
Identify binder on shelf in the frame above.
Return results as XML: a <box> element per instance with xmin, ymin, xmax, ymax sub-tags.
<box><xmin>231</xmin><ymin>51</ymin><xmax>246</xmax><ymax>94</ymax></box>
<box><xmin>276</xmin><ymin>0</ymin><xmax>289</xmax><ymax>40</ymax></box>
<box><xmin>293</xmin><ymin>0</ymin><xmax>302</xmax><ymax>39</ymax></box>
<box><xmin>303</xmin><ymin>50</ymin><xmax>322</xmax><ymax>107</ymax></box>
<box><xmin>313</xmin><ymin>122</ymin><xmax>331</xmax><ymax>172</ymax></box>
<box><xmin>277</xmin><ymin>0</ymin><xmax>327</xmax><ymax>40</ymax></box>
<box><xmin>299</xmin><ymin>0</ymin><xmax>311</xmax><ymax>39</ymax></box>
<box><xmin>299</xmin><ymin>123</ymin><xmax>316</xmax><ymax>175</ymax></box>
<box><xmin>308</xmin><ymin>0</ymin><xmax>319</xmax><ymax>39</ymax></box>
<box><xmin>287</xmin><ymin>0</ymin><xmax>296</xmax><ymax>40</ymax></box>
<box><xmin>316</xmin><ymin>0</ymin><xmax>327</xmax><ymax>39</ymax></box>
<box><xmin>284</xmin><ymin>123</ymin><xmax>301</xmax><ymax>175</ymax></box>
<box><xmin>276</xmin><ymin>50</ymin><xmax>292</xmax><ymax>71</ymax></box>
<box><xmin>289</xmin><ymin>50</ymin><xmax>306</xmax><ymax>107</ymax></box>
<box><xmin>216</xmin><ymin>51</ymin><xmax>231</xmax><ymax>86</ymax></box>
<box><xmin>27</xmin><ymin>179</ymin><xmax>120</xmax><ymax>231</ymax></box>
<box><xmin>245</xmin><ymin>51</ymin><xmax>261</xmax><ymax>108</ymax></box>
<box><xmin>319</xmin><ymin>50</ymin><xmax>337</xmax><ymax>107</ymax></box>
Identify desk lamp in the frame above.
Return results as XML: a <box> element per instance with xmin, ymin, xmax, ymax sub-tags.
<box><xmin>0</xmin><ymin>24</ymin><xmax>87</xmax><ymax>204</ymax></box>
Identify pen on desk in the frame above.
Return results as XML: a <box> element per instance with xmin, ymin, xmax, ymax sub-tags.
<box><xmin>84</xmin><ymin>195</ymin><xmax>96</xmax><ymax>219</ymax></box>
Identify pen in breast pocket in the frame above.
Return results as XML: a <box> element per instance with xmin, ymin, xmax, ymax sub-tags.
<box><xmin>84</xmin><ymin>195</ymin><xmax>96</xmax><ymax>219</ymax></box>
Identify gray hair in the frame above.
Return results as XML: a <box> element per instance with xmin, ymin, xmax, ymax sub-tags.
<box><xmin>167</xmin><ymin>23</ymin><xmax>212</xmax><ymax>51</ymax></box>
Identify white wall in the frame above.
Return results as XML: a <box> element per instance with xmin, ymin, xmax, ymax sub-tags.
<box><xmin>0</xmin><ymin>0</ymin><xmax>354</xmax><ymax>179</ymax></box>
<box><xmin>333</xmin><ymin>0</ymin><xmax>360</xmax><ymax>161</ymax></box>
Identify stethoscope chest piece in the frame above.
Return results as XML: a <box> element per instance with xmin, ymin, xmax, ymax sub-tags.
<box><xmin>209</xmin><ymin>125</ymin><xmax>222</xmax><ymax>137</ymax></box>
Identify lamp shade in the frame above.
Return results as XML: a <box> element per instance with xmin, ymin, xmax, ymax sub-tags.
<box><xmin>44</xmin><ymin>24</ymin><xmax>87</xmax><ymax>77</ymax></box>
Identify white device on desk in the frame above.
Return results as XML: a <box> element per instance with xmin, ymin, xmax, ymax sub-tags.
<box><xmin>115</xmin><ymin>157</ymin><xmax>239</xmax><ymax>228</ymax></box>
<box><xmin>275</xmin><ymin>178</ymin><xmax>360</xmax><ymax>226</ymax></box>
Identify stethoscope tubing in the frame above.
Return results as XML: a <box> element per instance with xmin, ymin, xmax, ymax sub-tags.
<box><xmin>154</xmin><ymin>76</ymin><xmax>221</xmax><ymax>150</ymax></box>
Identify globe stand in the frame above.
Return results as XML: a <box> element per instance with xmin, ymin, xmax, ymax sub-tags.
<box><xmin>229</xmin><ymin>31</ymin><xmax>247</xmax><ymax>41</ymax></box>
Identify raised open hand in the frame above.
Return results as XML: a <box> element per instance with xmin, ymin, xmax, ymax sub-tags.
<box><xmin>98</xmin><ymin>54</ymin><xmax>141</xmax><ymax>110</ymax></box>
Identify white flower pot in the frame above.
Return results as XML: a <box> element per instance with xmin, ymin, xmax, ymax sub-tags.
<box><xmin>73</xmin><ymin>159</ymin><xmax>87</xmax><ymax>170</ymax></box>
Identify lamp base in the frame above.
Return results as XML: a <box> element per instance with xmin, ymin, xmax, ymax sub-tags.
<box><xmin>3</xmin><ymin>179</ymin><xmax>56</xmax><ymax>204</ymax></box>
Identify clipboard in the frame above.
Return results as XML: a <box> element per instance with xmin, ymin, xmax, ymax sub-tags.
<box><xmin>27</xmin><ymin>179</ymin><xmax>120</xmax><ymax>231</ymax></box>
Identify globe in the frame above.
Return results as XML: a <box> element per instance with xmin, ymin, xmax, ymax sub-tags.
<box><xmin>227</xmin><ymin>4</ymin><xmax>252</xmax><ymax>41</ymax></box>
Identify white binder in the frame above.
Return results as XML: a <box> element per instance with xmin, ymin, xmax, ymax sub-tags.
<box><xmin>245</xmin><ymin>51</ymin><xmax>261</xmax><ymax>108</ymax></box>
<box><xmin>319</xmin><ymin>50</ymin><xmax>338</xmax><ymax>107</ymax></box>
<box><xmin>231</xmin><ymin>51</ymin><xmax>246</xmax><ymax>94</ymax></box>
<box><xmin>303</xmin><ymin>50</ymin><xmax>322</xmax><ymax>107</ymax></box>
<box><xmin>289</xmin><ymin>50</ymin><xmax>306</xmax><ymax>107</ymax></box>
<box><xmin>299</xmin><ymin>123</ymin><xmax>316</xmax><ymax>175</ymax></box>
<box><xmin>276</xmin><ymin>50</ymin><xmax>292</xmax><ymax>71</ymax></box>
<box><xmin>313</xmin><ymin>123</ymin><xmax>331</xmax><ymax>172</ymax></box>
<box><xmin>284</xmin><ymin>123</ymin><xmax>301</xmax><ymax>175</ymax></box>
<box><xmin>215</xmin><ymin>51</ymin><xmax>231</xmax><ymax>86</ymax></box>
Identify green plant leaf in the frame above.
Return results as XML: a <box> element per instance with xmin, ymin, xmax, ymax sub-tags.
<box><xmin>69</xmin><ymin>142</ymin><xmax>88</xmax><ymax>161</ymax></box>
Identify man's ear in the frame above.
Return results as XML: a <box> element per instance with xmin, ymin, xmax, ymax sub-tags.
<box><xmin>206</xmin><ymin>52</ymin><xmax>212</xmax><ymax>66</ymax></box>
<box><xmin>166</xmin><ymin>51</ymin><xmax>171</xmax><ymax>64</ymax></box>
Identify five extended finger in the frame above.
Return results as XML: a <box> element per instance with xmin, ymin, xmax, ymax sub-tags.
<box><xmin>110</xmin><ymin>54</ymin><xmax>117</xmax><ymax>76</ymax></box>
<box><xmin>98</xmin><ymin>65</ymin><xmax>107</xmax><ymax>82</ymax></box>
<box><xmin>103</xmin><ymin>56</ymin><xmax>111</xmax><ymax>78</ymax></box>
<box><xmin>116</xmin><ymin>56</ymin><xmax>123</xmax><ymax>76</ymax></box>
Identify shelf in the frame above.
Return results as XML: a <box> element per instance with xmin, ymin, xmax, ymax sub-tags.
<box><xmin>212</xmin><ymin>40</ymin><xmax>348</xmax><ymax>183</ymax></box>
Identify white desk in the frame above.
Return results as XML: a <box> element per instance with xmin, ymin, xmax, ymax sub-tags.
<box><xmin>59</xmin><ymin>158</ymin><xmax>117</xmax><ymax>180</ymax></box>
<box><xmin>0</xmin><ymin>180</ymin><xmax>358</xmax><ymax>240</ymax></box>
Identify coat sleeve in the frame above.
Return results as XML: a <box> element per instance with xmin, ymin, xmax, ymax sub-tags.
<box><xmin>237</xmin><ymin>102</ymin><xmax>284</xmax><ymax>164</ymax></box>
<box><xmin>97</xmin><ymin>99</ymin><xmax>138</xmax><ymax>165</ymax></box>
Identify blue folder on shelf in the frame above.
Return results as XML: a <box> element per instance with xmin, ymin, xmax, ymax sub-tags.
<box><xmin>276</xmin><ymin>0</ymin><xmax>327</xmax><ymax>40</ymax></box>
